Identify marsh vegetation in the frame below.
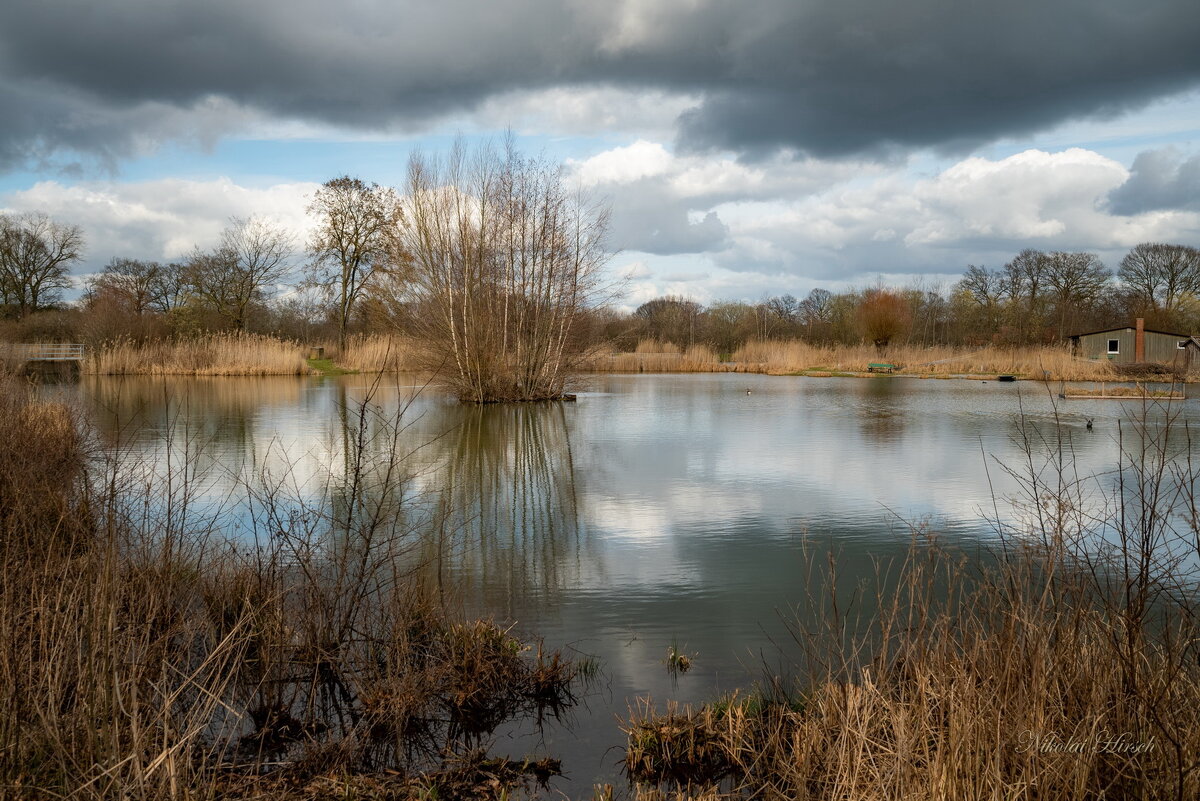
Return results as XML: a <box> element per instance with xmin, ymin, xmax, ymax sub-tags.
<box><xmin>622</xmin><ymin>398</ymin><xmax>1200</xmax><ymax>800</ymax></box>
<box><xmin>0</xmin><ymin>377</ymin><xmax>586</xmax><ymax>799</ymax></box>
<box><xmin>7</xmin><ymin>346</ymin><xmax>1200</xmax><ymax>799</ymax></box>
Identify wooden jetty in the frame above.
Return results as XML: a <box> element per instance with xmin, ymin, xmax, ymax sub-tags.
<box><xmin>5</xmin><ymin>343</ymin><xmax>86</xmax><ymax>362</ymax></box>
<box><xmin>2</xmin><ymin>343</ymin><xmax>86</xmax><ymax>377</ymax></box>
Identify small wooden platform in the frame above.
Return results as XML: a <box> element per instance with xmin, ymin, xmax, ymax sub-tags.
<box><xmin>5</xmin><ymin>343</ymin><xmax>86</xmax><ymax>362</ymax></box>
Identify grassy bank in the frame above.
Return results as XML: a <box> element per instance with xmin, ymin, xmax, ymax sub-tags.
<box><xmin>583</xmin><ymin>339</ymin><xmax>1126</xmax><ymax>381</ymax></box>
<box><xmin>77</xmin><ymin>333</ymin><xmax>420</xmax><ymax>377</ymax></box>
<box><xmin>622</xmin><ymin>402</ymin><xmax>1200</xmax><ymax>800</ymax></box>
<box><xmin>10</xmin><ymin>332</ymin><xmax>1135</xmax><ymax>383</ymax></box>
<box><xmin>0</xmin><ymin>379</ymin><xmax>583</xmax><ymax>800</ymax></box>
<box><xmin>85</xmin><ymin>332</ymin><xmax>313</xmax><ymax>375</ymax></box>
<box><xmin>735</xmin><ymin>340</ymin><xmax>1121</xmax><ymax>380</ymax></box>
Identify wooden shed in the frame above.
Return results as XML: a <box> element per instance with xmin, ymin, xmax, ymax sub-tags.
<box><xmin>1069</xmin><ymin>318</ymin><xmax>1192</xmax><ymax>365</ymax></box>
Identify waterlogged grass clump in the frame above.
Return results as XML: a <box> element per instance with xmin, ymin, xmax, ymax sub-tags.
<box><xmin>624</xmin><ymin>688</ymin><xmax>804</xmax><ymax>790</ymax></box>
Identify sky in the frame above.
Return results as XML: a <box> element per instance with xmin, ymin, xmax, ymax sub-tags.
<box><xmin>1</xmin><ymin>0</ymin><xmax>1199</xmax><ymax>310</ymax></box>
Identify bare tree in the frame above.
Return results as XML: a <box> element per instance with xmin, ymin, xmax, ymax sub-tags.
<box><xmin>1044</xmin><ymin>251</ymin><xmax>1109</xmax><ymax>338</ymax></box>
<box><xmin>184</xmin><ymin>217</ymin><xmax>294</xmax><ymax>331</ymax></box>
<box><xmin>1118</xmin><ymin>243</ymin><xmax>1200</xmax><ymax>316</ymax></box>
<box><xmin>705</xmin><ymin>300</ymin><xmax>757</xmax><ymax>353</ymax></box>
<box><xmin>86</xmin><ymin>258</ymin><xmax>163</xmax><ymax>315</ymax></box>
<box><xmin>957</xmin><ymin>265</ymin><xmax>1007</xmax><ymax>334</ymax></box>
<box><xmin>1003</xmin><ymin>248</ymin><xmax>1050</xmax><ymax>342</ymax></box>
<box><xmin>763</xmin><ymin>294</ymin><xmax>800</xmax><ymax>337</ymax></box>
<box><xmin>765</xmin><ymin>294</ymin><xmax>798</xmax><ymax>322</ymax></box>
<box><xmin>799</xmin><ymin>288</ymin><xmax>835</xmax><ymax>341</ymax></box>
<box><xmin>307</xmin><ymin>177</ymin><xmax>404</xmax><ymax>349</ymax></box>
<box><xmin>0</xmin><ymin>213</ymin><xmax>83</xmax><ymax>318</ymax></box>
<box><xmin>397</xmin><ymin>140</ymin><xmax>611</xmax><ymax>402</ymax></box>
<box><xmin>633</xmin><ymin>296</ymin><xmax>703</xmax><ymax>346</ymax></box>
<box><xmin>148</xmin><ymin>262</ymin><xmax>188</xmax><ymax>314</ymax></box>
<box><xmin>958</xmin><ymin>265</ymin><xmax>1006</xmax><ymax>308</ymax></box>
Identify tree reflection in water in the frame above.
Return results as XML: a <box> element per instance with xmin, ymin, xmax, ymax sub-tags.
<box><xmin>424</xmin><ymin>401</ymin><xmax>586</xmax><ymax>617</ymax></box>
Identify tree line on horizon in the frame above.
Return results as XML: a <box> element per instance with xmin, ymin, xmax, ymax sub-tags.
<box><xmin>2</xmin><ymin>194</ymin><xmax>1199</xmax><ymax>355</ymax></box>
<box><xmin>619</xmin><ymin>244</ymin><xmax>1200</xmax><ymax>353</ymax></box>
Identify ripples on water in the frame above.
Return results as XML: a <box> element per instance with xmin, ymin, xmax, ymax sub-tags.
<box><xmin>57</xmin><ymin>372</ymin><xmax>1200</xmax><ymax>792</ymax></box>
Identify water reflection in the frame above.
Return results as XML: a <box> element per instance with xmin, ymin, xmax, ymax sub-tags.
<box><xmin>54</xmin><ymin>372</ymin><xmax>1200</xmax><ymax>793</ymax></box>
<box><xmin>414</xmin><ymin>402</ymin><xmax>591</xmax><ymax>615</ymax></box>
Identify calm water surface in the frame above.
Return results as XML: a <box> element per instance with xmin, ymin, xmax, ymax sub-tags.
<box><xmin>59</xmin><ymin>372</ymin><xmax>1198</xmax><ymax>793</ymax></box>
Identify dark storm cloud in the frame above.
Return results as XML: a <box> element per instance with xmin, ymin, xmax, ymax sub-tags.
<box><xmin>1107</xmin><ymin>148</ymin><xmax>1200</xmax><ymax>215</ymax></box>
<box><xmin>1</xmin><ymin>0</ymin><xmax>1199</xmax><ymax>170</ymax></box>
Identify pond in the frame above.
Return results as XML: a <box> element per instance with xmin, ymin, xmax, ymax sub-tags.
<box><xmin>56</xmin><ymin>371</ymin><xmax>1198</xmax><ymax>794</ymax></box>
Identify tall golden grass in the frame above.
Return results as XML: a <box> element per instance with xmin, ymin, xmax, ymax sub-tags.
<box><xmin>334</xmin><ymin>333</ymin><xmax>420</xmax><ymax>372</ymax></box>
<box><xmin>587</xmin><ymin>338</ymin><xmax>1122</xmax><ymax>381</ymax></box>
<box><xmin>582</xmin><ymin>343</ymin><xmax>745</xmax><ymax>373</ymax></box>
<box><xmin>734</xmin><ymin>340</ymin><xmax>1120</xmax><ymax>380</ymax></box>
<box><xmin>627</xmin><ymin>549</ymin><xmax>1200</xmax><ymax>799</ymax></box>
<box><xmin>86</xmin><ymin>332</ymin><xmax>311</xmax><ymax>376</ymax></box>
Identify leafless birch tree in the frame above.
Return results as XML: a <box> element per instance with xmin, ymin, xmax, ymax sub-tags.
<box><xmin>397</xmin><ymin>141</ymin><xmax>610</xmax><ymax>402</ymax></box>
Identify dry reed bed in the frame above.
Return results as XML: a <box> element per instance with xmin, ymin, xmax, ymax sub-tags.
<box><xmin>85</xmin><ymin>334</ymin><xmax>421</xmax><ymax>376</ymax></box>
<box><xmin>0</xmin><ymin>379</ymin><xmax>583</xmax><ymax>800</ymax></box>
<box><xmin>334</xmin><ymin>334</ymin><xmax>420</xmax><ymax>372</ymax></box>
<box><xmin>586</xmin><ymin>339</ymin><xmax>1123</xmax><ymax>381</ymax></box>
<box><xmin>581</xmin><ymin>343</ymin><xmax>748</xmax><ymax>373</ymax></box>
<box><xmin>625</xmin><ymin>562</ymin><xmax>1200</xmax><ymax>799</ymax></box>
<box><xmin>86</xmin><ymin>332</ymin><xmax>312</xmax><ymax>376</ymax></box>
<box><xmin>734</xmin><ymin>340</ymin><xmax>1121</xmax><ymax>381</ymax></box>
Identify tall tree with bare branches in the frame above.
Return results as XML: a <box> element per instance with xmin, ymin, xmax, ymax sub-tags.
<box><xmin>1118</xmin><ymin>242</ymin><xmax>1200</xmax><ymax>317</ymax></box>
<box><xmin>0</xmin><ymin>213</ymin><xmax>83</xmax><ymax>318</ymax></box>
<box><xmin>1044</xmin><ymin>251</ymin><xmax>1109</xmax><ymax>338</ymax></box>
<box><xmin>397</xmin><ymin>140</ymin><xmax>611</xmax><ymax>402</ymax></box>
<box><xmin>86</xmin><ymin>258</ymin><xmax>163</xmax><ymax>316</ymax></box>
<box><xmin>184</xmin><ymin>217</ymin><xmax>293</xmax><ymax>331</ymax></box>
<box><xmin>307</xmin><ymin>177</ymin><xmax>403</xmax><ymax>349</ymax></box>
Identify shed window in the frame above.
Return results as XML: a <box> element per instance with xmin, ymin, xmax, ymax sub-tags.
<box><xmin>1107</xmin><ymin>339</ymin><xmax>1120</xmax><ymax>354</ymax></box>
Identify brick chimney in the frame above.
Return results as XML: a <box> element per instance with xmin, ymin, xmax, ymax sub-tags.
<box><xmin>1136</xmin><ymin>317</ymin><xmax>1145</xmax><ymax>363</ymax></box>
